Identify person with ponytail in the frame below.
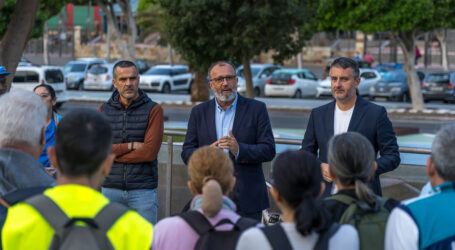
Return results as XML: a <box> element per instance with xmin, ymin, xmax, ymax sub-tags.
<box><xmin>152</xmin><ymin>146</ymin><xmax>259</xmax><ymax>250</ymax></box>
<box><xmin>236</xmin><ymin>150</ymin><xmax>358</xmax><ymax>250</ymax></box>
<box><xmin>324</xmin><ymin>132</ymin><xmax>398</xmax><ymax>222</ymax></box>
<box><xmin>324</xmin><ymin>132</ymin><xmax>398</xmax><ymax>250</ymax></box>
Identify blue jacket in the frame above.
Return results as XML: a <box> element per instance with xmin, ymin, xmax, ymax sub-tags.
<box><xmin>182</xmin><ymin>95</ymin><xmax>276</xmax><ymax>213</ymax></box>
<box><xmin>301</xmin><ymin>96</ymin><xmax>400</xmax><ymax>196</ymax></box>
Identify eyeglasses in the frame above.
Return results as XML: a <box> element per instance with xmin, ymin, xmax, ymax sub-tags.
<box><xmin>210</xmin><ymin>75</ymin><xmax>237</xmax><ymax>84</ymax></box>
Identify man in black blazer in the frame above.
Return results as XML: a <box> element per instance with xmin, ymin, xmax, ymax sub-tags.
<box><xmin>182</xmin><ymin>61</ymin><xmax>275</xmax><ymax>221</ymax></box>
<box><xmin>302</xmin><ymin>57</ymin><xmax>400</xmax><ymax>196</ymax></box>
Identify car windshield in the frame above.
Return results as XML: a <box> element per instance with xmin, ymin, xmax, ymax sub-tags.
<box><xmin>88</xmin><ymin>66</ymin><xmax>108</xmax><ymax>74</ymax></box>
<box><xmin>237</xmin><ymin>67</ymin><xmax>261</xmax><ymax>78</ymax></box>
<box><xmin>271</xmin><ymin>72</ymin><xmax>292</xmax><ymax>80</ymax></box>
<box><xmin>45</xmin><ymin>70</ymin><xmax>64</xmax><ymax>83</ymax></box>
<box><xmin>144</xmin><ymin>68</ymin><xmax>171</xmax><ymax>75</ymax></box>
<box><xmin>381</xmin><ymin>72</ymin><xmax>406</xmax><ymax>83</ymax></box>
<box><xmin>425</xmin><ymin>74</ymin><xmax>450</xmax><ymax>83</ymax></box>
<box><xmin>64</xmin><ymin>63</ymin><xmax>86</xmax><ymax>73</ymax></box>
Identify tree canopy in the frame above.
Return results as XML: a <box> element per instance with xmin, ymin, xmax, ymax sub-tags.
<box><xmin>159</xmin><ymin>0</ymin><xmax>316</xmax><ymax>99</ymax></box>
<box><xmin>316</xmin><ymin>0</ymin><xmax>455</xmax><ymax>111</ymax></box>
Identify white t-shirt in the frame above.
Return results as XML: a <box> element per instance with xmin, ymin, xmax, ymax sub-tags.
<box><xmin>331</xmin><ymin>104</ymin><xmax>354</xmax><ymax>194</ymax></box>
<box><xmin>334</xmin><ymin>104</ymin><xmax>355</xmax><ymax>136</ymax></box>
<box><xmin>236</xmin><ymin>222</ymin><xmax>359</xmax><ymax>250</ymax></box>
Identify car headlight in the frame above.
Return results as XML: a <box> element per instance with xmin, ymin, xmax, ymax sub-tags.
<box><xmin>390</xmin><ymin>87</ymin><xmax>401</xmax><ymax>92</ymax></box>
<box><xmin>369</xmin><ymin>86</ymin><xmax>375</xmax><ymax>92</ymax></box>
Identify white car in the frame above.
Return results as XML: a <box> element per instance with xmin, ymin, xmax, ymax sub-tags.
<box><xmin>236</xmin><ymin>64</ymin><xmax>281</xmax><ymax>97</ymax></box>
<box><xmin>83</xmin><ymin>64</ymin><xmax>114</xmax><ymax>91</ymax></box>
<box><xmin>139</xmin><ymin>65</ymin><xmax>194</xmax><ymax>93</ymax></box>
<box><xmin>317</xmin><ymin>68</ymin><xmax>381</xmax><ymax>98</ymax></box>
<box><xmin>12</xmin><ymin>66</ymin><xmax>68</xmax><ymax>107</ymax></box>
<box><xmin>264</xmin><ymin>69</ymin><xmax>319</xmax><ymax>98</ymax></box>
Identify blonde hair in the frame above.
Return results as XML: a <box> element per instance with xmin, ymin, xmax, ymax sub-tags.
<box><xmin>188</xmin><ymin>146</ymin><xmax>234</xmax><ymax>217</ymax></box>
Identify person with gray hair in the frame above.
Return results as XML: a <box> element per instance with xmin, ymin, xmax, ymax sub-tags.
<box><xmin>0</xmin><ymin>90</ymin><xmax>55</xmax><ymax>237</ymax></box>
<box><xmin>385</xmin><ymin>124</ymin><xmax>455</xmax><ymax>250</ymax></box>
<box><xmin>302</xmin><ymin>57</ymin><xmax>400</xmax><ymax>197</ymax></box>
<box><xmin>324</xmin><ymin>132</ymin><xmax>398</xmax><ymax>250</ymax></box>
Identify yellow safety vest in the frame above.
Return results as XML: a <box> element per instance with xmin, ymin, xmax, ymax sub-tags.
<box><xmin>2</xmin><ymin>184</ymin><xmax>153</xmax><ymax>250</ymax></box>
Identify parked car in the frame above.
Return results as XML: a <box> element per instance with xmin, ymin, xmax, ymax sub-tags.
<box><xmin>139</xmin><ymin>64</ymin><xmax>194</xmax><ymax>93</ymax></box>
<box><xmin>422</xmin><ymin>72</ymin><xmax>455</xmax><ymax>103</ymax></box>
<box><xmin>83</xmin><ymin>64</ymin><xmax>114</xmax><ymax>91</ymax></box>
<box><xmin>18</xmin><ymin>57</ymin><xmax>35</xmax><ymax>67</ymax></box>
<box><xmin>11</xmin><ymin>66</ymin><xmax>68</xmax><ymax>107</ymax></box>
<box><xmin>63</xmin><ymin>58</ymin><xmax>107</xmax><ymax>90</ymax></box>
<box><xmin>317</xmin><ymin>68</ymin><xmax>380</xmax><ymax>98</ymax></box>
<box><xmin>264</xmin><ymin>69</ymin><xmax>319</xmax><ymax>98</ymax></box>
<box><xmin>374</xmin><ymin>63</ymin><xmax>404</xmax><ymax>76</ymax></box>
<box><xmin>135</xmin><ymin>59</ymin><xmax>150</xmax><ymax>74</ymax></box>
<box><xmin>369</xmin><ymin>71</ymin><xmax>425</xmax><ymax>102</ymax></box>
<box><xmin>236</xmin><ymin>64</ymin><xmax>281</xmax><ymax>97</ymax></box>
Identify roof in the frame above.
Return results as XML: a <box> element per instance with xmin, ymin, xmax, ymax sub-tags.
<box><xmin>273</xmin><ymin>68</ymin><xmax>310</xmax><ymax>74</ymax></box>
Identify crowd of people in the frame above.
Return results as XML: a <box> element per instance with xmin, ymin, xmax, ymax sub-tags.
<box><xmin>0</xmin><ymin>57</ymin><xmax>453</xmax><ymax>249</ymax></box>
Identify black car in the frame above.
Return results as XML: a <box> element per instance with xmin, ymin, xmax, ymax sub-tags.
<box><xmin>369</xmin><ymin>71</ymin><xmax>425</xmax><ymax>102</ymax></box>
<box><xmin>422</xmin><ymin>72</ymin><xmax>455</xmax><ymax>103</ymax></box>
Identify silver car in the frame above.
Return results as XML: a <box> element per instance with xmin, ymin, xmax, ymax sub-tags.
<box><xmin>236</xmin><ymin>64</ymin><xmax>281</xmax><ymax>97</ymax></box>
<box><xmin>63</xmin><ymin>58</ymin><xmax>107</xmax><ymax>90</ymax></box>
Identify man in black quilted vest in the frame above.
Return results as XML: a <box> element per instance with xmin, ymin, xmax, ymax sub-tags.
<box><xmin>99</xmin><ymin>60</ymin><xmax>164</xmax><ymax>224</ymax></box>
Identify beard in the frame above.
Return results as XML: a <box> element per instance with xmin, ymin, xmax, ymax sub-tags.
<box><xmin>213</xmin><ymin>87</ymin><xmax>237</xmax><ymax>102</ymax></box>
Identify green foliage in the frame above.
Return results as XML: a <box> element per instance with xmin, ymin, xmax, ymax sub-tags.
<box><xmin>138</xmin><ymin>0</ymin><xmax>158</xmax><ymax>12</ymax></box>
<box><xmin>159</xmin><ymin>0</ymin><xmax>315</xmax><ymax>75</ymax></box>
<box><xmin>317</xmin><ymin>0</ymin><xmax>454</xmax><ymax>33</ymax></box>
<box><xmin>0</xmin><ymin>0</ymin><xmax>67</xmax><ymax>40</ymax></box>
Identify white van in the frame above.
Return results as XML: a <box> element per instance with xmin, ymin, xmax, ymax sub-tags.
<box><xmin>12</xmin><ymin>66</ymin><xmax>68</xmax><ymax>107</ymax></box>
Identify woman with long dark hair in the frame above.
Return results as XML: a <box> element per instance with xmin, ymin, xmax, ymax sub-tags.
<box><xmin>236</xmin><ymin>150</ymin><xmax>358</xmax><ymax>249</ymax></box>
<box><xmin>34</xmin><ymin>84</ymin><xmax>61</xmax><ymax>171</ymax></box>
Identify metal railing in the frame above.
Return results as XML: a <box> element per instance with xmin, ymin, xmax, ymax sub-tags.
<box><xmin>162</xmin><ymin>129</ymin><xmax>431</xmax><ymax>216</ymax></box>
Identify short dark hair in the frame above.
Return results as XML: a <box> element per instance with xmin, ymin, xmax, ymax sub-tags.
<box><xmin>113</xmin><ymin>60</ymin><xmax>138</xmax><ymax>79</ymax></box>
<box><xmin>272</xmin><ymin>150</ymin><xmax>330</xmax><ymax>236</ymax></box>
<box><xmin>55</xmin><ymin>109</ymin><xmax>112</xmax><ymax>177</ymax></box>
<box><xmin>330</xmin><ymin>57</ymin><xmax>360</xmax><ymax>79</ymax></box>
<box><xmin>34</xmin><ymin>84</ymin><xmax>56</xmax><ymax>101</ymax></box>
<box><xmin>208</xmin><ymin>61</ymin><xmax>236</xmax><ymax>78</ymax></box>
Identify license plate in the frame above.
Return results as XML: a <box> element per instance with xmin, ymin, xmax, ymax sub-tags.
<box><xmin>273</xmin><ymin>87</ymin><xmax>284</xmax><ymax>91</ymax></box>
<box><xmin>431</xmin><ymin>86</ymin><xmax>443</xmax><ymax>91</ymax></box>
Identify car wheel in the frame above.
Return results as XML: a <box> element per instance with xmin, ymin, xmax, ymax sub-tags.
<box><xmin>294</xmin><ymin>90</ymin><xmax>302</xmax><ymax>99</ymax></box>
<box><xmin>188</xmin><ymin>81</ymin><xmax>193</xmax><ymax>94</ymax></box>
<box><xmin>162</xmin><ymin>83</ymin><xmax>171</xmax><ymax>94</ymax></box>
<box><xmin>254</xmin><ymin>87</ymin><xmax>261</xmax><ymax>97</ymax></box>
<box><xmin>78</xmin><ymin>80</ymin><xmax>84</xmax><ymax>91</ymax></box>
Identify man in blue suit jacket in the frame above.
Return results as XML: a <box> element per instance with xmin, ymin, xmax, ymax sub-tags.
<box><xmin>182</xmin><ymin>61</ymin><xmax>275</xmax><ymax>221</ymax></box>
<box><xmin>302</xmin><ymin>57</ymin><xmax>400</xmax><ymax>196</ymax></box>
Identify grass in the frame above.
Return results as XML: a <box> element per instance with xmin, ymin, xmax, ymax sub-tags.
<box><xmin>163</xmin><ymin>128</ymin><xmax>186</xmax><ymax>143</ymax></box>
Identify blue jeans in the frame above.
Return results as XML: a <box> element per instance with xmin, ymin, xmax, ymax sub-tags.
<box><xmin>102</xmin><ymin>187</ymin><xmax>158</xmax><ymax>225</ymax></box>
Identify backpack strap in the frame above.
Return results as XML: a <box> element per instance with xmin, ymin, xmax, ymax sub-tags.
<box><xmin>260</xmin><ymin>224</ymin><xmax>293</xmax><ymax>250</ymax></box>
<box><xmin>235</xmin><ymin>217</ymin><xmax>258</xmax><ymax>231</ymax></box>
<box><xmin>93</xmin><ymin>202</ymin><xmax>129</xmax><ymax>233</ymax></box>
<box><xmin>313</xmin><ymin>223</ymin><xmax>341</xmax><ymax>250</ymax></box>
<box><xmin>24</xmin><ymin>194</ymin><xmax>69</xmax><ymax>237</ymax></box>
<box><xmin>179</xmin><ymin>211</ymin><xmax>213</xmax><ymax>236</ymax></box>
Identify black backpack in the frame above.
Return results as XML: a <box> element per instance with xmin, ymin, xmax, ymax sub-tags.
<box><xmin>24</xmin><ymin>194</ymin><xmax>129</xmax><ymax>250</ymax></box>
<box><xmin>178</xmin><ymin>210</ymin><xmax>257</xmax><ymax>250</ymax></box>
<box><xmin>261</xmin><ymin>223</ymin><xmax>341</xmax><ymax>250</ymax></box>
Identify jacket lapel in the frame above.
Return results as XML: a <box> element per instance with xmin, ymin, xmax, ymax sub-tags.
<box><xmin>348</xmin><ymin>96</ymin><xmax>367</xmax><ymax>131</ymax></box>
<box><xmin>326</xmin><ymin>101</ymin><xmax>336</xmax><ymax>139</ymax></box>
<box><xmin>232</xmin><ymin>95</ymin><xmax>246</xmax><ymax>136</ymax></box>
<box><xmin>207</xmin><ymin>98</ymin><xmax>218</xmax><ymax>142</ymax></box>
